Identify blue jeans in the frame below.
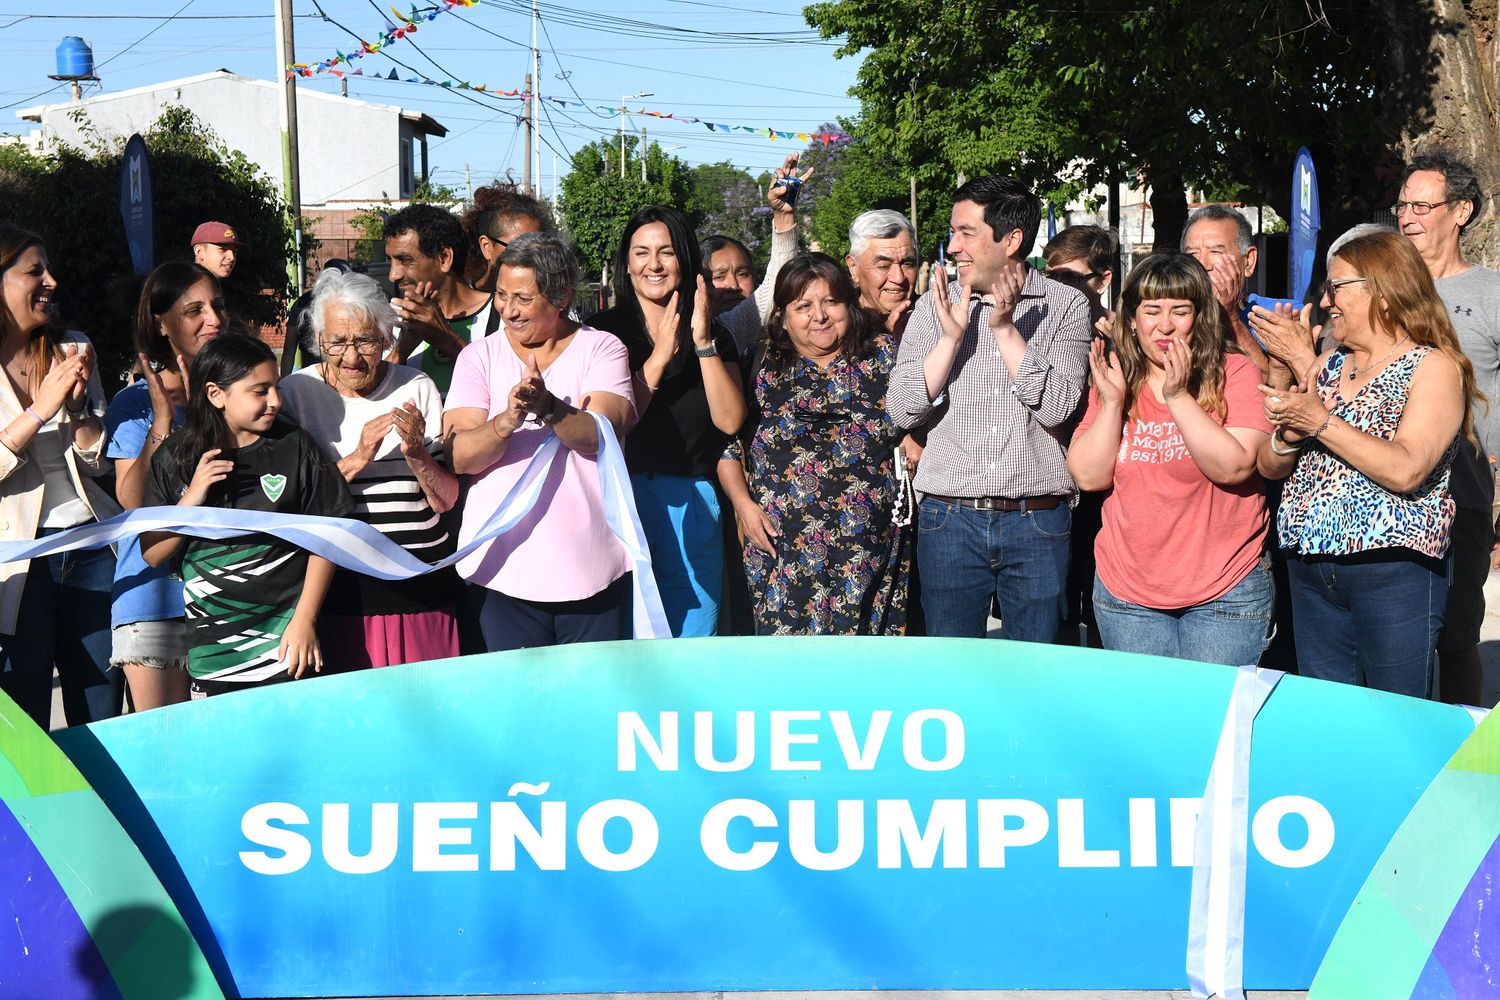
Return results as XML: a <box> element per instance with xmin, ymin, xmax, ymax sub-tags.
<box><xmin>1286</xmin><ymin>548</ymin><xmax>1446</xmax><ymax>698</ymax></box>
<box><xmin>631</xmin><ymin>472</ymin><xmax>721</xmax><ymax>638</ymax></box>
<box><xmin>0</xmin><ymin>526</ymin><xmax>120</xmax><ymax>730</ymax></box>
<box><xmin>916</xmin><ymin>496</ymin><xmax>1070</xmax><ymax>642</ymax></box>
<box><xmin>1092</xmin><ymin>559</ymin><xmax>1274</xmax><ymax>666</ymax></box>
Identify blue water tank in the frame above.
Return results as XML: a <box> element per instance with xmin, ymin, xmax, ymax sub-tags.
<box><xmin>55</xmin><ymin>37</ymin><xmax>93</xmax><ymax>78</ymax></box>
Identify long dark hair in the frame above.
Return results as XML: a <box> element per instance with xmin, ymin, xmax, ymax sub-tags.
<box><xmin>1113</xmin><ymin>253</ymin><xmax>1229</xmax><ymax>421</ymax></box>
<box><xmin>135</xmin><ymin>261</ymin><xmax>220</xmax><ymax>370</ymax></box>
<box><xmin>0</xmin><ymin>223</ymin><xmax>65</xmax><ymax>393</ymax></box>
<box><xmin>761</xmin><ymin>253</ymin><xmax>872</xmax><ymax>372</ymax></box>
<box><xmin>611</xmin><ymin>205</ymin><xmax>702</xmax><ymax>346</ymax></box>
<box><xmin>174</xmin><ymin>335</ymin><xmax>276</xmax><ymax>484</ymax></box>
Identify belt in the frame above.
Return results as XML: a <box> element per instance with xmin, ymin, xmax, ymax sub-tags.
<box><xmin>925</xmin><ymin>493</ymin><xmax>1067</xmax><ymax>512</ymax></box>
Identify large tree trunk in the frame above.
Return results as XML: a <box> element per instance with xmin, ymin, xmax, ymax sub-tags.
<box><xmin>1148</xmin><ymin>176</ymin><xmax>1189</xmax><ymax>254</ymax></box>
<box><xmin>1384</xmin><ymin>0</ymin><xmax>1500</xmax><ymax>265</ymax></box>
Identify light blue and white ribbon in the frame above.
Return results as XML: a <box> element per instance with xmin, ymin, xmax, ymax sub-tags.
<box><xmin>1186</xmin><ymin>664</ymin><xmax>1285</xmax><ymax>1000</ymax></box>
<box><xmin>0</xmin><ymin>413</ymin><xmax>669</xmax><ymax>639</ymax></box>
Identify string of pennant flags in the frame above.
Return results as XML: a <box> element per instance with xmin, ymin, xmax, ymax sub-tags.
<box><xmin>287</xmin><ymin>0</ymin><xmax>850</xmax><ymax>145</ymax></box>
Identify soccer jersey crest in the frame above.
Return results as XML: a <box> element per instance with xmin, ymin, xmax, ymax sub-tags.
<box><xmin>260</xmin><ymin>473</ymin><xmax>287</xmax><ymax>502</ymax></box>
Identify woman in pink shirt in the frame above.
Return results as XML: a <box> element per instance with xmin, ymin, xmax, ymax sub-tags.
<box><xmin>1068</xmin><ymin>253</ymin><xmax>1273</xmax><ymax>665</ymax></box>
<box><xmin>443</xmin><ymin>232</ymin><xmax>636</xmax><ymax>650</ymax></box>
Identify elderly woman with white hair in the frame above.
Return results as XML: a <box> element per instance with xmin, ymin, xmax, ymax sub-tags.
<box><xmin>280</xmin><ymin>267</ymin><xmax>461</xmax><ymax>668</ymax></box>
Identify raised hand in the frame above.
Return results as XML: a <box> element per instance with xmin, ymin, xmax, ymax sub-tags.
<box><xmin>1161</xmin><ymin>337</ymin><xmax>1192</xmax><ymax>401</ymax></box>
<box><xmin>1088</xmin><ymin>338</ymin><xmax>1127</xmax><ymax>408</ymax></box>
<box><xmin>929</xmin><ymin>265</ymin><xmax>975</xmax><ymax>343</ymax></box>
<box><xmin>1249</xmin><ymin>301</ymin><xmax>1320</xmax><ymax>380</ymax></box>
<box><xmin>139</xmin><ymin>354</ymin><xmax>177</xmax><ymax>427</ymax></box>
<box><xmin>988</xmin><ymin>261</ymin><xmax>1026</xmax><ymax>330</ymax></box>
<box><xmin>392</xmin><ymin>401</ymin><xmax>428</xmax><ymax>457</ymax></box>
<box><xmin>1206</xmin><ymin>251</ymin><xmax>1244</xmax><ymax>312</ymax></box>
<box><xmin>509</xmin><ymin>352</ymin><xmax>553</xmax><ymax>425</ymax></box>
<box><xmin>34</xmin><ymin>344</ymin><xmax>88</xmax><ymax>418</ymax></box>
<box><xmin>65</xmin><ymin>343</ymin><xmax>94</xmax><ymax>413</ymax></box>
<box><xmin>180</xmin><ymin>448</ymin><xmax>234</xmax><ymax>507</ymax></box>
<box><xmin>767</xmin><ymin>154</ymin><xmax>814</xmax><ymax>217</ymax></box>
<box><xmin>355</xmin><ymin>411</ymin><xmax>396</xmax><ymax>462</ymax></box>
<box><xmin>650</xmin><ymin>290</ymin><xmax>681</xmax><ymax>358</ymax></box>
<box><xmin>176</xmin><ymin>352</ymin><xmax>191</xmax><ymax>400</ymax></box>
<box><xmin>690</xmin><ymin>274</ymin><xmax>714</xmax><ymax>350</ymax></box>
<box><xmin>885</xmin><ymin>299</ymin><xmax>912</xmax><ymax>338</ymax></box>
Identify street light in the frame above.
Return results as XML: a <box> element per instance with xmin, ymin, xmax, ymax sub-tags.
<box><xmin>620</xmin><ymin>91</ymin><xmax>654</xmax><ymax>179</ymax></box>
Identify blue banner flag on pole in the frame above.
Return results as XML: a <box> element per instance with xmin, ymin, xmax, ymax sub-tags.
<box><xmin>117</xmin><ymin>134</ymin><xmax>154</xmax><ymax>276</ymax></box>
<box><xmin>1289</xmin><ymin>147</ymin><xmax>1320</xmax><ymax>303</ymax></box>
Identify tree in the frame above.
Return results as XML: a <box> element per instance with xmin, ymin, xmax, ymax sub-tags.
<box><xmin>0</xmin><ymin>105</ymin><xmax>299</xmax><ymax>386</ymax></box>
<box><xmin>803</xmin><ymin>1</ymin><xmax>1444</xmax><ymax>258</ymax></box>
<box><xmin>558</xmin><ymin>136</ymin><xmax>692</xmax><ymax>276</ymax></box>
<box><xmin>346</xmin><ymin>175</ymin><xmax>463</xmax><ymax>265</ymax></box>
<box><xmin>686</xmin><ymin>161</ymin><xmax>775</xmax><ymax>265</ymax></box>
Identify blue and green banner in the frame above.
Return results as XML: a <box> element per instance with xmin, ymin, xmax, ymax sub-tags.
<box><xmin>19</xmin><ymin>638</ymin><xmax>1478</xmax><ymax>997</ymax></box>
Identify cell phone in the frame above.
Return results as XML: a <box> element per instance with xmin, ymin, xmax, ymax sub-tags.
<box><xmin>771</xmin><ymin>175</ymin><xmax>801</xmax><ymax>207</ymax></box>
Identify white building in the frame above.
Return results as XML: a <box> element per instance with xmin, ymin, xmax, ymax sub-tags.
<box><xmin>15</xmin><ymin>70</ymin><xmax>446</xmax><ymax>209</ymax></box>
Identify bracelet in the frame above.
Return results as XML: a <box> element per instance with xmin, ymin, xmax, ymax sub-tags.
<box><xmin>23</xmin><ymin>406</ymin><xmax>45</xmax><ymax>428</ymax></box>
<box><xmin>147</xmin><ymin>428</ymin><xmax>170</xmax><ymax>447</ymax></box>
<box><xmin>490</xmin><ymin>414</ymin><xmax>508</xmax><ymax>440</ymax></box>
<box><xmin>66</xmin><ymin>400</ymin><xmax>91</xmax><ymax>419</ymax></box>
<box><xmin>1269</xmin><ymin>429</ymin><xmax>1305</xmax><ymax>456</ymax></box>
<box><xmin>1307</xmin><ymin>413</ymin><xmax>1333</xmax><ymax>439</ymax></box>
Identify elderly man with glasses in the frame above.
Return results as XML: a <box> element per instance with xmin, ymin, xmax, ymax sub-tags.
<box><xmin>1397</xmin><ymin>150</ymin><xmax>1500</xmax><ymax>707</ymax></box>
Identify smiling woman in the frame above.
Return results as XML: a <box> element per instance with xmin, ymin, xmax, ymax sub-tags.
<box><xmin>1067</xmin><ymin>253</ymin><xmax>1273</xmax><ymax>666</ymax></box>
<box><xmin>280</xmin><ymin>269</ymin><xmax>462</xmax><ymax>669</ymax></box>
<box><xmin>0</xmin><ymin>223</ymin><xmax>120</xmax><ymax>729</ymax></box>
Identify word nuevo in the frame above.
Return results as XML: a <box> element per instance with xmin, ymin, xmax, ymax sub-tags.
<box><xmin>239</xmin><ymin>793</ymin><xmax>1333</xmax><ymax>875</ymax></box>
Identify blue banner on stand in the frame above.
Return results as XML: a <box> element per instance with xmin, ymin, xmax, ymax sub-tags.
<box><xmin>118</xmin><ymin>134</ymin><xmax>154</xmax><ymax>276</ymax></box>
<box><xmin>52</xmin><ymin>639</ymin><xmax>1477</xmax><ymax>998</ymax></box>
<box><xmin>1289</xmin><ymin>147</ymin><xmax>1320</xmax><ymax>303</ymax></box>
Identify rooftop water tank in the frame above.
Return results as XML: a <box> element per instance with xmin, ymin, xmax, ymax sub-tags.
<box><xmin>55</xmin><ymin>37</ymin><xmax>94</xmax><ymax>79</ymax></box>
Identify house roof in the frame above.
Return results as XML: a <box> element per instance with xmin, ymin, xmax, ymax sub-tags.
<box><xmin>16</xmin><ymin>69</ymin><xmax>447</xmax><ymax>136</ymax></box>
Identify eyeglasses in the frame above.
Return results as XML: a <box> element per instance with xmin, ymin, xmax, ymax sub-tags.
<box><xmin>1323</xmin><ymin>277</ymin><xmax>1367</xmax><ymax>299</ymax></box>
<box><xmin>322</xmin><ymin>338</ymin><xmax>385</xmax><ymax>357</ymax></box>
<box><xmin>1391</xmin><ymin>199</ymin><xmax>1454</xmax><ymax>216</ymax></box>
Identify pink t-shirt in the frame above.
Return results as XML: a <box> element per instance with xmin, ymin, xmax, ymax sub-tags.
<box><xmin>1075</xmin><ymin>353</ymin><xmax>1272</xmax><ymax>609</ymax></box>
<box><xmin>445</xmin><ymin>325</ymin><xmax>635</xmax><ymax>601</ymax></box>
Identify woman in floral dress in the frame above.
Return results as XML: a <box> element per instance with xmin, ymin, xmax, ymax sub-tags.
<box><xmin>719</xmin><ymin>253</ymin><xmax>910</xmax><ymax>635</ymax></box>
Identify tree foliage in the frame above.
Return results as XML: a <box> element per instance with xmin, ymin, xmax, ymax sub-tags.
<box><xmin>687</xmin><ymin>161</ymin><xmax>775</xmax><ymax>266</ymax></box>
<box><xmin>0</xmin><ymin>105</ymin><xmax>298</xmax><ymax>387</ymax></box>
<box><xmin>346</xmin><ymin>175</ymin><xmax>463</xmax><ymax>264</ymax></box>
<box><xmin>558</xmin><ymin>135</ymin><xmax>692</xmax><ymax>275</ymax></box>
<box><xmin>798</xmin><ymin>125</ymin><xmax>949</xmax><ymax>261</ymax></box>
<box><xmin>803</xmin><ymin>1</ymin><xmax>1433</xmax><ymax>252</ymax></box>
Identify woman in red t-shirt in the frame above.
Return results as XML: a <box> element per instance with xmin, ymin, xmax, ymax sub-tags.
<box><xmin>1067</xmin><ymin>253</ymin><xmax>1274</xmax><ymax>665</ymax></box>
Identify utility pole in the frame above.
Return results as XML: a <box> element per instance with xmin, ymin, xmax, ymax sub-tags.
<box><xmin>464</xmin><ymin>162</ymin><xmax>473</xmax><ymax>201</ymax></box>
<box><xmin>274</xmin><ymin>0</ymin><xmax>304</xmax><ymax>292</ymax></box>
<box><xmin>530</xmin><ymin>0</ymin><xmax>540</xmax><ymax>197</ymax></box>
<box><xmin>641</xmin><ymin>126</ymin><xmax>647</xmax><ymax>183</ymax></box>
<box><xmin>522</xmin><ymin>72</ymin><xmax>533</xmax><ymax>194</ymax></box>
<box><xmin>619</xmin><ymin>96</ymin><xmax>627</xmax><ymax>180</ymax></box>
<box><xmin>909</xmin><ymin>175</ymin><xmax>919</xmax><ymax>247</ymax></box>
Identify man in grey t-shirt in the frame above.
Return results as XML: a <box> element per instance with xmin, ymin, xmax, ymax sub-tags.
<box><xmin>1398</xmin><ymin>151</ymin><xmax>1500</xmax><ymax>706</ymax></box>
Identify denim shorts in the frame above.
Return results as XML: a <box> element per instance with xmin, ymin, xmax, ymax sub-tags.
<box><xmin>110</xmin><ymin>618</ymin><xmax>189</xmax><ymax>670</ymax></box>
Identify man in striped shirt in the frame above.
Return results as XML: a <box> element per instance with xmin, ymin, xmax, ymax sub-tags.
<box><xmin>886</xmin><ymin>175</ymin><xmax>1093</xmax><ymax>642</ymax></box>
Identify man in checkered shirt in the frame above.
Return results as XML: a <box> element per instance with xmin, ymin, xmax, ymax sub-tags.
<box><xmin>886</xmin><ymin>175</ymin><xmax>1093</xmax><ymax>642</ymax></box>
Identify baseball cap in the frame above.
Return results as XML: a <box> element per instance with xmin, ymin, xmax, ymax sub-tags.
<box><xmin>191</xmin><ymin>221</ymin><xmax>245</xmax><ymax>248</ymax></box>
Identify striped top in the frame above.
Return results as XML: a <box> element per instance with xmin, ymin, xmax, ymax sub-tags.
<box><xmin>281</xmin><ymin>361</ymin><xmax>458</xmax><ymax>615</ymax></box>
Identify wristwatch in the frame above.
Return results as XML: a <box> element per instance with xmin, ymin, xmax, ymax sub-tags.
<box><xmin>694</xmin><ymin>342</ymin><xmax>719</xmax><ymax>359</ymax></box>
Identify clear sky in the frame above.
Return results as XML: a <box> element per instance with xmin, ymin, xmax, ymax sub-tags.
<box><xmin>1</xmin><ymin>1</ymin><xmax>864</xmax><ymax>196</ymax></box>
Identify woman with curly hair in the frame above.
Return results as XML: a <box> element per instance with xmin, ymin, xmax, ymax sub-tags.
<box><xmin>1256</xmin><ymin>230</ymin><xmax>1483</xmax><ymax>697</ymax></box>
<box><xmin>718</xmin><ymin>253</ymin><xmax>910</xmax><ymax>635</ymax></box>
<box><xmin>1067</xmin><ymin>253</ymin><xmax>1273</xmax><ymax>664</ymax></box>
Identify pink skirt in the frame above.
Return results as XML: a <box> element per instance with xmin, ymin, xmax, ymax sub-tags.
<box><xmin>320</xmin><ymin>610</ymin><xmax>460</xmax><ymax>669</ymax></box>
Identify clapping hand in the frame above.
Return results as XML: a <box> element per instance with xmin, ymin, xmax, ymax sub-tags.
<box><xmin>929</xmin><ymin>265</ymin><xmax>974</xmax><ymax>343</ymax></box>
<box><xmin>987</xmin><ymin>262</ymin><xmax>1026</xmax><ymax>330</ymax></box>
<box><xmin>1249</xmin><ymin>301</ymin><xmax>1320</xmax><ymax>382</ymax></box>
<box><xmin>1088</xmin><ymin>339</ymin><xmax>1126</xmax><ymax>409</ymax></box>
<box><xmin>392</xmin><ymin>401</ymin><xmax>428</xmax><ymax>457</ymax></box>
<box><xmin>1161</xmin><ymin>338</ymin><xmax>1192</xmax><ymax>401</ymax></box>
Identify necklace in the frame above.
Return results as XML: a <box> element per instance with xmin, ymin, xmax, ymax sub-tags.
<box><xmin>1348</xmin><ymin>336</ymin><xmax>1410</xmax><ymax>382</ymax></box>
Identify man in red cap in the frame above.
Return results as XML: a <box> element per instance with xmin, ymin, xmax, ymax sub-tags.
<box><xmin>191</xmin><ymin>221</ymin><xmax>243</xmax><ymax>279</ymax></box>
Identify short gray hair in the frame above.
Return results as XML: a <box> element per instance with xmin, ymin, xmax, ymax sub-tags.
<box><xmin>1328</xmin><ymin>223</ymin><xmax>1394</xmax><ymax>266</ymax></box>
<box><xmin>1182</xmin><ymin>205</ymin><xmax>1253</xmax><ymax>255</ymax></box>
<box><xmin>848</xmin><ymin>209</ymin><xmax>917</xmax><ymax>260</ymax></box>
<box><xmin>496</xmin><ymin>230</ymin><xmax>581</xmax><ymax>310</ymax></box>
<box><xmin>309</xmin><ymin>268</ymin><xmax>396</xmax><ymax>348</ymax></box>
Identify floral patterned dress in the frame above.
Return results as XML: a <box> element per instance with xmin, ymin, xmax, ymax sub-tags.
<box><xmin>726</xmin><ymin>334</ymin><xmax>910</xmax><ymax>635</ymax></box>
